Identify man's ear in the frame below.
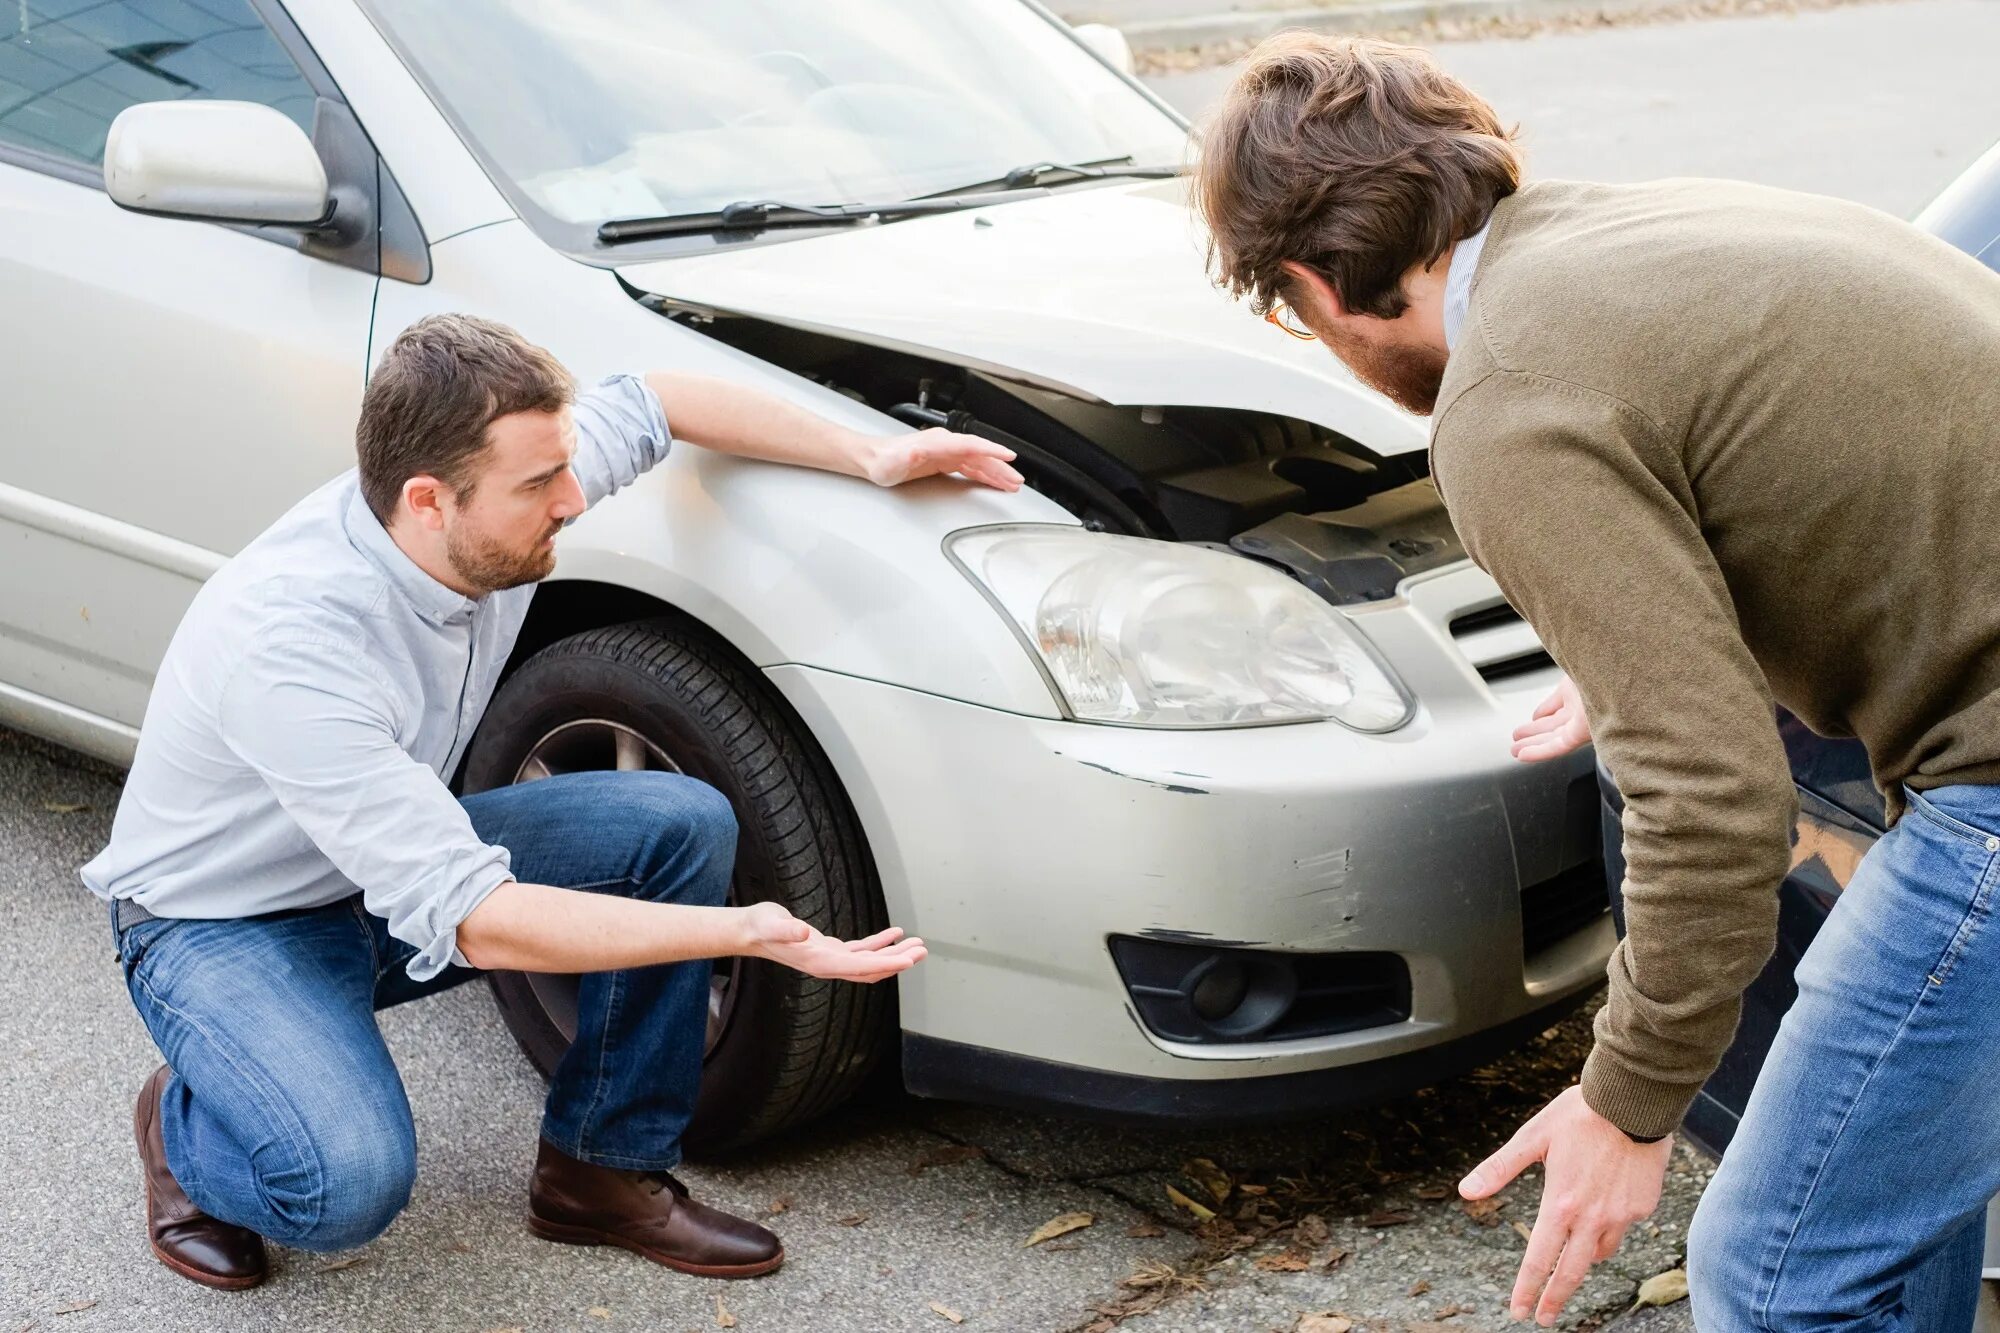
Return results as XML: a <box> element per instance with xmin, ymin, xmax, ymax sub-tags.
<box><xmin>1278</xmin><ymin>261</ymin><xmax>1347</xmax><ymax>321</ymax></box>
<box><xmin>400</xmin><ymin>475</ymin><xmax>450</xmax><ymax>533</ymax></box>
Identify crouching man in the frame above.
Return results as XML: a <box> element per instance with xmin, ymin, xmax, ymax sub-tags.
<box><xmin>83</xmin><ymin>314</ymin><xmax>1022</xmax><ymax>1289</ymax></box>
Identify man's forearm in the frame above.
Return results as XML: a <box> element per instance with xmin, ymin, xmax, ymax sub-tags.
<box><xmin>456</xmin><ymin>879</ymin><xmax>748</xmax><ymax>973</ymax></box>
<box><xmin>645</xmin><ymin>370</ymin><xmax>878</xmax><ymax>479</ymax></box>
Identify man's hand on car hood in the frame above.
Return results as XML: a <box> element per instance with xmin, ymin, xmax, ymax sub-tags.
<box><xmin>865</xmin><ymin>427</ymin><xmax>1022</xmax><ymax>492</ymax></box>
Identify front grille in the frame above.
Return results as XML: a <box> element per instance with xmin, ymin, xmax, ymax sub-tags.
<box><xmin>1521</xmin><ymin>860</ymin><xmax>1611</xmax><ymax>957</ymax></box>
<box><xmin>1448</xmin><ymin>601</ymin><xmax>1556</xmax><ymax>682</ymax></box>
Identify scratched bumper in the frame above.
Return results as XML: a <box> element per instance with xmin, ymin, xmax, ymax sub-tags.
<box><xmin>764</xmin><ymin>660</ymin><xmax>1612</xmax><ymax>1090</ymax></box>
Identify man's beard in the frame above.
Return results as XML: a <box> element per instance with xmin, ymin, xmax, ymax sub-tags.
<box><xmin>1326</xmin><ymin>327</ymin><xmax>1448</xmax><ymax>416</ymax></box>
<box><xmin>447</xmin><ymin>521</ymin><xmax>559</xmax><ymax>594</ymax></box>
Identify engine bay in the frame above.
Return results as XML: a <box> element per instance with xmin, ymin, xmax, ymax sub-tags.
<box><xmin>650</xmin><ymin>300</ymin><xmax>1466</xmax><ymax>606</ymax></box>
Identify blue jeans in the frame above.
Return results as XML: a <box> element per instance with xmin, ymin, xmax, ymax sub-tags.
<box><xmin>1688</xmin><ymin>784</ymin><xmax>2000</xmax><ymax>1332</ymax></box>
<box><xmin>114</xmin><ymin>770</ymin><xmax>735</xmax><ymax>1252</ymax></box>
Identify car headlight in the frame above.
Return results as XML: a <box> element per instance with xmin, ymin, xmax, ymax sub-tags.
<box><xmin>947</xmin><ymin>525</ymin><xmax>1413</xmax><ymax>731</ymax></box>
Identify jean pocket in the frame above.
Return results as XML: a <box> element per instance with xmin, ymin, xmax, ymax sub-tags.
<box><xmin>1905</xmin><ymin>786</ymin><xmax>2000</xmax><ymax>851</ymax></box>
<box><xmin>117</xmin><ymin>916</ymin><xmax>177</xmax><ymax>982</ymax></box>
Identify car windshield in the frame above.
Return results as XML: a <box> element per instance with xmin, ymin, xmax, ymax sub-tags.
<box><xmin>357</xmin><ymin>0</ymin><xmax>1188</xmax><ymax>251</ymax></box>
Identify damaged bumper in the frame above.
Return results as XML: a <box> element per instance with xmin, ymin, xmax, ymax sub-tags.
<box><xmin>764</xmin><ymin>560</ymin><xmax>1613</xmax><ymax>1117</ymax></box>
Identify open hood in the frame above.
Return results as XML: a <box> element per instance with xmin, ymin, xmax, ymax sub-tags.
<box><xmin>615</xmin><ymin>178</ymin><xmax>1429</xmax><ymax>457</ymax></box>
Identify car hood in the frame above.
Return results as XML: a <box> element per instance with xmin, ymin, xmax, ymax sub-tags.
<box><xmin>614</xmin><ymin>178</ymin><xmax>1429</xmax><ymax>456</ymax></box>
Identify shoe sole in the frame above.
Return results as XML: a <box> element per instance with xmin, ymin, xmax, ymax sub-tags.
<box><xmin>133</xmin><ymin>1075</ymin><xmax>266</xmax><ymax>1292</ymax></box>
<box><xmin>526</xmin><ymin>1212</ymin><xmax>785</xmax><ymax>1279</ymax></box>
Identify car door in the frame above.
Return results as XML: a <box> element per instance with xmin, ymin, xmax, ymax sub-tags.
<box><xmin>0</xmin><ymin>0</ymin><xmax>389</xmax><ymax>753</ymax></box>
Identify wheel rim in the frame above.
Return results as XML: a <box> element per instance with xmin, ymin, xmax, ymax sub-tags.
<box><xmin>510</xmin><ymin>717</ymin><xmax>739</xmax><ymax>1057</ymax></box>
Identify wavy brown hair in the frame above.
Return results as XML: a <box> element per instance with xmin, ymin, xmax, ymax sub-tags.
<box><xmin>1194</xmin><ymin>34</ymin><xmax>1522</xmax><ymax>321</ymax></box>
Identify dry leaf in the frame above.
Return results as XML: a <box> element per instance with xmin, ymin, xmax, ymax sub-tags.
<box><xmin>1296</xmin><ymin>1213</ymin><xmax>1331</xmax><ymax>1248</ymax></box>
<box><xmin>764</xmin><ymin>1195</ymin><xmax>792</xmax><ymax>1216</ymax></box>
<box><xmin>42</xmin><ymin>802</ymin><xmax>87</xmax><ymax>814</ymax></box>
<box><xmin>1322</xmin><ymin>1247</ymin><xmax>1351</xmax><ymax>1272</ymax></box>
<box><xmin>1298</xmin><ymin>1315</ymin><xmax>1353</xmax><ymax>1333</ymax></box>
<box><xmin>1024</xmin><ymin>1211</ymin><xmax>1095</xmax><ymax>1247</ymax></box>
<box><xmin>1253</xmin><ymin>1249</ymin><xmax>1312</xmax><ymax>1272</ymax></box>
<box><xmin>1461</xmin><ymin>1197</ymin><xmax>1506</xmax><ymax>1225</ymax></box>
<box><xmin>1434</xmin><ymin>1304</ymin><xmax>1471</xmax><ymax>1319</ymax></box>
<box><xmin>1164</xmin><ymin>1184</ymin><xmax>1216</xmax><ymax>1222</ymax></box>
<box><xmin>1126</xmin><ymin>1221</ymin><xmax>1165</xmax><ymax>1238</ymax></box>
<box><xmin>320</xmin><ymin>1256</ymin><xmax>367</xmax><ymax>1273</ymax></box>
<box><xmin>450</xmin><ymin>1241</ymin><xmax>476</xmax><ymax>1254</ymax></box>
<box><xmin>1512</xmin><ymin>1221</ymin><xmax>1534</xmax><ymax>1242</ymax></box>
<box><xmin>715</xmin><ymin>1292</ymin><xmax>737</xmax><ymax>1328</ymax></box>
<box><xmin>1409</xmin><ymin>1279</ymin><xmax>1432</xmax><ymax>1296</ymax></box>
<box><xmin>589</xmin><ymin>1308</ymin><xmax>613</xmax><ymax>1322</ymax></box>
<box><xmin>51</xmin><ymin>1301</ymin><xmax>96</xmax><ymax>1316</ymax></box>
<box><xmin>1184</xmin><ymin>1156</ymin><xmax>1233</xmax><ymax>1206</ymax></box>
<box><xmin>1238</xmin><ymin>1183</ymin><xmax>1269</xmax><ymax>1196</ymax></box>
<box><xmin>836</xmin><ymin>1212</ymin><xmax>870</xmax><ymax>1227</ymax></box>
<box><xmin>1362</xmin><ymin>1209</ymin><xmax>1414</xmax><ymax>1227</ymax></box>
<box><xmin>1414</xmin><ymin>1184</ymin><xmax>1450</xmax><ymax>1201</ymax></box>
<box><xmin>1634</xmin><ymin>1268</ymin><xmax>1690</xmax><ymax>1308</ymax></box>
<box><xmin>928</xmin><ymin>1301</ymin><xmax>965</xmax><ymax>1324</ymax></box>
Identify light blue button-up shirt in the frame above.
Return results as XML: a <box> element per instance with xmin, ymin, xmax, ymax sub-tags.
<box><xmin>81</xmin><ymin>375</ymin><xmax>673</xmax><ymax>980</ymax></box>
<box><xmin>1442</xmin><ymin>216</ymin><xmax>1492</xmax><ymax>353</ymax></box>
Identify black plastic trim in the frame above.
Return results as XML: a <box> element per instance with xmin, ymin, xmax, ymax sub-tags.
<box><xmin>901</xmin><ymin>987</ymin><xmax>1598</xmax><ymax>1124</ymax></box>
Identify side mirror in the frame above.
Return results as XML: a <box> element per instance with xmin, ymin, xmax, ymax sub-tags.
<box><xmin>1072</xmin><ymin>22</ymin><xmax>1137</xmax><ymax>77</ymax></box>
<box><xmin>104</xmin><ymin>100</ymin><xmax>331</xmax><ymax>227</ymax></box>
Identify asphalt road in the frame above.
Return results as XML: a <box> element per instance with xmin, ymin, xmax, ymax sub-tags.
<box><xmin>10</xmin><ymin>4</ymin><xmax>1999</xmax><ymax>1330</ymax></box>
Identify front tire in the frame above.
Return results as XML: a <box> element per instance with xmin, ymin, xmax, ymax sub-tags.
<box><xmin>462</xmin><ymin>616</ymin><xmax>892</xmax><ymax>1153</ymax></box>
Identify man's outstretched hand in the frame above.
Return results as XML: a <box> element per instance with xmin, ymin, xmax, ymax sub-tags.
<box><xmin>866</xmin><ymin>427</ymin><xmax>1024</xmax><ymax>492</ymax></box>
<box><xmin>740</xmin><ymin>902</ymin><xmax>927</xmax><ymax>983</ymax></box>
<box><xmin>1512</xmin><ymin>675</ymin><xmax>1592</xmax><ymax>763</ymax></box>
<box><xmin>1461</xmin><ymin>1086</ymin><xmax>1674</xmax><ymax>1325</ymax></box>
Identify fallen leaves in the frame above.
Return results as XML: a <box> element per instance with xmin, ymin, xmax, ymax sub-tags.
<box><xmin>588</xmin><ymin>1308</ymin><xmax>613</xmax><ymax>1322</ymax></box>
<box><xmin>1184</xmin><ymin>1156</ymin><xmax>1233</xmax><ymax>1207</ymax></box>
<box><xmin>51</xmin><ymin>1301</ymin><xmax>96</xmax><ymax>1316</ymax></box>
<box><xmin>320</xmin><ymin>1256</ymin><xmax>367</xmax><ymax>1273</ymax></box>
<box><xmin>1125</xmin><ymin>1221</ymin><xmax>1165</xmax><ymax>1238</ymax></box>
<box><xmin>1413</xmin><ymin>1184</ymin><xmax>1451</xmax><ymax>1201</ymax></box>
<box><xmin>1297</xmin><ymin>1315</ymin><xmax>1352</xmax><ymax>1333</ymax></box>
<box><xmin>1361</xmin><ymin>1209</ymin><xmax>1414</xmax><ymax>1228</ymax></box>
<box><xmin>1024</xmin><ymin>1211</ymin><xmax>1095</xmax><ymax>1247</ymax></box>
<box><xmin>1164</xmin><ymin>1184</ymin><xmax>1215</xmax><ymax>1222</ymax></box>
<box><xmin>1460</xmin><ymin>1197</ymin><xmax>1506</xmax><ymax>1226</ymax></box>
<box><xmin>1409</xmin><ymin>1279</ymin><xmax>1432</xmax><ymax>1296</ymax></box>
<box><xmin>41</xmin><ymin>802</ymin><xmax>87</xmax><ymax>814</ymax></box>
<box><xmin>714</xmin><ymin>1293</ymin><xmax>736</xmax><ymax>1328</ymax></box>
<box><xmin>836</xmin><ymin>1212</ymin><xmax>869</xmax><ymax>1227</ymax></box>
<box><xmin>763</xmin><ymin>1195</ymin><xmax>792</xmax><ymax>1217</ymax></box>
<box><xmin>1253</xmin><ymin>1249</ymin><xmax>1313</xmax><ymax>1273</ymax></box>
<box><xmin>1635</xmin><ymin>1268</ymin><xmax>1690</xmax><ymax>1308</ymax></box>
<box><xmin>928</xmin><ymin>1301</ymin><xmax>964</xmax><ymax>1324</ymax></box>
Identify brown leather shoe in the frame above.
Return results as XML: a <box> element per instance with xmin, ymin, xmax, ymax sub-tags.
<box><xmin>133</xmin><ymin>1066</ymin><xmax>266</xmax><ymax>1290</ymax></box>
<box><xmin>527</xmin><ymin>1139</ymin><xmax>783</xmax><ymax>1278</ymax></box>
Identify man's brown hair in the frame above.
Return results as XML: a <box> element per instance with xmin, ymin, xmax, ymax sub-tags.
<box><xmin>1194</xmin><ymin>34</ymin><xmax>1522</xmax><ymax>321</ymax></box>
<box><xmin>356</xmin><ymin>314</ymin><xmax>575</xmax><ymax>523</ymax></box>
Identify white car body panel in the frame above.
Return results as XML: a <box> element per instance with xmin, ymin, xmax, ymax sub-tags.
<box><xmin>618</xmin><ymin>178</ymin><xmax>1431</xmax><ymax>456</ymax></box>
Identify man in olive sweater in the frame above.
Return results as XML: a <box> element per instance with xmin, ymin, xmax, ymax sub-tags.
<box><xmin>1197</xmin><ymin>34</ymin><xmax>2000</xmax><ymax>1332</ymax></box>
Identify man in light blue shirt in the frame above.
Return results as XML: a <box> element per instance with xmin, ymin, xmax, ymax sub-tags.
<box><xmin>88</xmin><ymin>314</ymin><xmax>1021</xmax><ymax>1290</ymax></box>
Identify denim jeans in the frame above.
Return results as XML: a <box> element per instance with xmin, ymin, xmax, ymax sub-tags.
<box><xmin>1687</xmin><ymin>784</ymin><xmax>2000</xmax><ymax>1332</ymax></box>
<box><xmin>114</xmin><ymin>770</ymin><xmax>736</xmax><ymax>1252</ymax></box>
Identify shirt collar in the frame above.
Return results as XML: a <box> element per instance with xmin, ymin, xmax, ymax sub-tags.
<box><xmin>1442</xmin><ymin>216</ymin><xmax>1492</xmax><ymax>353</ymax></box>
<box><xmin>341</xmin><ymin>481</ymin><xmax>479</xmax><ymax>626</ymax></box>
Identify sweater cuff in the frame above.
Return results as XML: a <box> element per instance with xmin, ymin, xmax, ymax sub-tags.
<box><xmin>1578</xmin><ymin>1047</ymin><xmax>1703</xmax><ymax>1142</ymax></box>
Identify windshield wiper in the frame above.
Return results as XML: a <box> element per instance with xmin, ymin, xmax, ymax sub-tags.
<box><xmin>598</xmin><ymin>194</ymin><xmax>1003</xmax><ymax>244</ymax></box>
<box><xmin>596</xmin><ymin>160</ymin><xmax>1181</xmax><ymax>245</ymax></box>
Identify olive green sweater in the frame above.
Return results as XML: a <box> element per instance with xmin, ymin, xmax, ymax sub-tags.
<box><xmin>1431</xmin><ymin>178</ymin><xmax>2000</xmax><ymax>1139</ymax></box>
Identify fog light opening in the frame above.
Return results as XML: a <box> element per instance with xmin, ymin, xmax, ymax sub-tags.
<box><xmin>1182</xmin><ymin>955</ymin><xmax>1298</xmax><ymax>1040</ymax></box>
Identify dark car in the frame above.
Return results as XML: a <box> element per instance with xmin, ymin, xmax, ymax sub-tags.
<box><xmin>1596</xmin><ymin>136</ymin><xmax>2000</xmax><ymax>1266</ymax></box>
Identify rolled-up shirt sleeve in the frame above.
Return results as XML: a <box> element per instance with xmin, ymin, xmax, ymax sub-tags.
<box><xmin>572</xmin><ymin>373</ymin><xmax>673</xmax><ymax>509</ymax></box>
<box><xmin>216</xmin><ymin>636</ymin><xmax>513</xmax><ymax>980</ymax></box>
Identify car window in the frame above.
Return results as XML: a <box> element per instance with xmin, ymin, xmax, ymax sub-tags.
<box><xmin>0</xmin><ymin>0</ymin><xmax>315</xmax><ymax>170</ymax></box>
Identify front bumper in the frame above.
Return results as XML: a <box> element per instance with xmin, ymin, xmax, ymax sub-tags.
<box><xmin>765</xmin><ymin>562</ymin><xmax>1613</xmax><ymax>1106</ymax></box>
